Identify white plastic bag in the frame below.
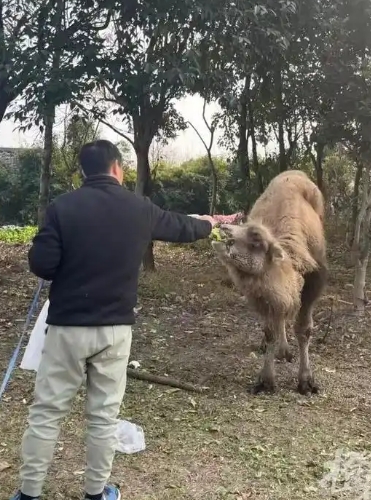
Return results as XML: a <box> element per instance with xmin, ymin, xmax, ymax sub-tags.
<box><xmin>115</xmin><ymin>419</ymin><xmax>146</xmax><ymax>454</ymax></box>
<box><xmin>20</xmin><ymin>300</ymin><xmax>49</xmax><ymax>372</ymax></box>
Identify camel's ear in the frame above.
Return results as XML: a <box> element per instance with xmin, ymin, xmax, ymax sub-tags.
<box><xmin>269</xmin><ymin>242</ymin><xmax>285</xmax><ymax>261</ymax></box>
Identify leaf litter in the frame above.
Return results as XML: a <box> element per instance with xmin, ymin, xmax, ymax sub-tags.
<box><xmin>1</xmin><ymin>239</ymin><xmax>371</xmax><ymax>499</ymax></box>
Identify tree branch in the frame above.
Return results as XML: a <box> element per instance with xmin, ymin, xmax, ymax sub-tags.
<box><xmin>127</xmin><ymin>368</ymin><xmax>205</xmax><ymax>393</ymax></box>
<box><xmin>187</xmin><ymin>119</ymin><xmax>209</xmax><ymax>152</ymax></box>
<box><xmin>75</xmin><ymin>102</ymin><xmax>135</xmax><ymax>147</ymax></box>
<box><xmin>202</xmin><ymin>98</ymin><xmax>212</xmax><ymax>137</ymax></box>
<box><xmin>101</xmin><ymin>80</ymin><xmax>128</xmax><ymax>109</ymax></box>
<box><xmin>188</xmin><ymin>98</ymin><xmax>218</xmax><ymax>215</ymax></box>
<box><xmin>97</xmin><ymin>117</ymin><xmax>135</xmax><ymax>147</ymax></box>
<box><xmin>202</xmin><ymin>99</ymin><xmax>217</xmax><ymax>152</ymax></box>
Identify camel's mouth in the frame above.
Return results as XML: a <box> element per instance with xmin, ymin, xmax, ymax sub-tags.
<box><xmin>219</xmin><ymin>224</ymin><xmax>237</xmax><ymax>241</ymax></box>
<box><xmin>219</xmin><ymin>227</ymin><xmax>228</xmax><ymax>239</ymax></box>
<box><xmin>210</xmin><ymin>225</ymin><xmax>229</xmax><ymax>242</ymax></box>
<box><xmin>211</xmin><ymin>239</ymin><xmax>227</xmax><ymax>254</ymax></box>
<box><xmin>211</xmin><ymin>236</ymin><xmax>235</xmax><ymax>257</ymax></box>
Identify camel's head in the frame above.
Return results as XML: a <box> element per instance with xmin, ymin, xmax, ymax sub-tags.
<box><xmin>211</xmin><ymin>222</ymin><xmax>285</xmax><ymax>275</ymax></box>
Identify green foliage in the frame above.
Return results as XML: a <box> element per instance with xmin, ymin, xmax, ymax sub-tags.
<box><xmin>126</xmin><ymin>161</ymin><xmax>213</xmax><ymax>214</ymax></box>
<box><xmin>0</xmin><ymin>147</ymin><xmax>72</xmax><ymax>225</ymax></box>
<box><xmin>0</xmin><ymin>225</ymin><xmax>37</xmax><ymax>244</ymax></box>
<box><xmin>0</xmin><ymin>146</ymin><xmax>358</xmax><ymax>227</ymax></box>
<box><xmin>186</xmin><ymin>0</ymin><xmax>371</xmax><ymax>196</ymax></box>
<box><xmin>0</xmin><ymin>162</ymin><xmax>19</xmax><ymax>224</ymax></box>
<box><xmin>85</xmin><ymin>0</ymin><xmax>226</xmax><ymax>198</ymax></box>
<box><xmin>0</xmin><ymin>153</ymin><xmax>245</xmax><ymax>224</ymax></box>
<box><xmin>2</xmin><ymin>0</ymin><xmax>371</xmax><ymax>236</ymax></box>
<box><xmin>7</xmin><ymin>0</ymin><xmax>111</xmax><ymax>129</ymax></box>
<box><xmin>0</xmin><ymin>0</ymin><xmax>42</xmax><ymax>121</ymax></box>
<box><xmin>95</xmin><ymin>0</ymin><xmax>211</xmax><ymax>124</ymax></box>
<box><xmin>126</xmin><ymin>155</ymin><xmax>253</xmax><ymax>214</ymax></box>
<box><xmin>53</xmin><ymin>113</ymin><xmax>100</xmax><ymax>192</ymax></box>
<box><xmin>323</xmin><ymin>150</ymin><xmax>356</xmax><ymax>213</ymax></box>
<box><xmin>0</xmin><ymin>150</ymin><xmax>42</xmax><ymax>225</ymax></box>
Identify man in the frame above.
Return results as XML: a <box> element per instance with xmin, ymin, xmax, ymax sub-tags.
<box><xmin>11</xmin><ymin>140</ymin><xmax>215</xmax><ymax>500</ymax></box>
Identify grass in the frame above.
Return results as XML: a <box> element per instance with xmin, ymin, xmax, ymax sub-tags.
<box><xmin>1</xmin><ymin>233</ymin><xmax>371</xmax><ymax>499</ymax></box>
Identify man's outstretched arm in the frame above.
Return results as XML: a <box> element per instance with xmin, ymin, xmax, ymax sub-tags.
<box><xmin>148</xmin><ymin>200</ymin><xmax>214</xmax><ymax>243</ymax></box>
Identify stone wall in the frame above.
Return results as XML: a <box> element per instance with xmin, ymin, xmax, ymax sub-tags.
<box><xmin>0</xmin><ymin>148</ymin><xmax>41</xmax><ymax>170</ymax></box>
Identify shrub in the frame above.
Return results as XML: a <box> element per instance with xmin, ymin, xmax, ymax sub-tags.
<box><xmin>0</xmin><ymin>225</ymin><xmax>37</xmax><ymax>244</ymax></box>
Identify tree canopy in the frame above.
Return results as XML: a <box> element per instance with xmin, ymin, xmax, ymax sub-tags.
<box><xmin>2</xmin><ymin>0</ymin><xmax>371</xmax><ymax>277</ymax></box>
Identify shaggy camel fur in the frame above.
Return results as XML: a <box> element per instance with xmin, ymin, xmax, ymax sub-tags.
<box><xmin>212</xmin><ymin>170</ymin><xmax>327</xmax><ymax>394</ymax></box>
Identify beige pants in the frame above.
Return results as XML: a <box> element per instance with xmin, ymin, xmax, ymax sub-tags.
<box><xmin>20</xmin><ymin>324</ymin><xmax>132</xmax><ymax>497</ymax></box>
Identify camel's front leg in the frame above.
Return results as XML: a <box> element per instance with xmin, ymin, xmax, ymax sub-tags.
<box><xmin>253</xmin><ymin>320</ymin><xmax>279</xmax><ymax>394</ymax></box>
<box><xmin>259</xmin><ymin>319</ymin><xmax>292</xmax><ymax>362</ymax></box>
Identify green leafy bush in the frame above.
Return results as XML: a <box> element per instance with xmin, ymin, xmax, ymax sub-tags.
<box><xmin>0</xmin><ymin>225</ymin><xmax>37</xmax><ymax>244</ymax></box>
<box><xmin>0</xmin><ymin>147</ymin><xmax>355</xmax><ymax>227</ymax></box>
<box><xmin>124</xmin><ymin>156</ymin><xmax>238</xmax><ymax>214</ymax></box>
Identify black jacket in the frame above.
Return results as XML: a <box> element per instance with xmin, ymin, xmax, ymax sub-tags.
<box><xmin>28</xmin><ymin>175</ymin><xmax>211</xmax><ymax>326</ymax></box>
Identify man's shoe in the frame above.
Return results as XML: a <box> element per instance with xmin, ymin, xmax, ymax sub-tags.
<box><xmin>9</xmin><ymin>493</ymin><xmax>21</xmax><ymax>500</ymax></box>
<box><xmin>102</xmin><ymin>485</ymin><xmax>121</xmax><ymax>500</ymax></box>
<box><xmin>101</xmin><ymin>485</ymin><xmax>121</xmax><ymax>500</ymax></box>
<box><xmin>9</xmin><ymin>492</ymin><xmax>39</xmax><ymax>500</ymax></box>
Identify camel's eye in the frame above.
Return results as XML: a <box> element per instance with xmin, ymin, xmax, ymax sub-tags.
<box><xmin>247</xmin><ymin>241</ymin><xmax>264</xmax><ymax>252</ymax></box>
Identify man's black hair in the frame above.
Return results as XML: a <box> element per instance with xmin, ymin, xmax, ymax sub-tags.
<box><xmin>79</xmin><ymin>139</ymin><xmax>122</xmax><ymax>176</ymax></box>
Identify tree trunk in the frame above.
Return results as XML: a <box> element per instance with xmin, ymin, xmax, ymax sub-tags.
<box><xmin>237</xmin><ymin>76</ymin><xmax>250</xmax><ymax>208</ymax></box>
<box><xmin>208</xmin><ymin>152</ymin><xmax>218</xmax><ymax>216</ymax></box>
<box><xmin>142</xmin><ymin>242</ymin><xmax>155</xmax><ymax>271</ymax></box>
<box><xmin>352</xmin><ymin>163</ymin><xmax>371</xmax><ymax>314</ymax></box>
<box><xmin>135</xmin><ymin>146</ymin><xmax>151</xmax><ymax>197</ymax></box>
<box><xmin>275</xmin><ymin>65</ymin><xmax>286</xmax><ymax>173</ymax></box>
<box><xmin>308</xmin><ymin>143</ymin><xmax>325</xmax><ymax>195</ymax></box>
<box><xmin>237</xmin><ymin>117</ymin><xmax>249</xmax><ymax>182</ymax></box>
<box><xmin>278</xmin><ymin>121</ymin><xmax>286</xmax><ymax>173</ymax></box>
<box><xmin>314</xmin><ymin>143</ymin><xmax>325</xmax><ymax>195</ymax></box>
<box><xmin>135</xmin><ymin>144</ymin><xmax>155</xmax><ymax>271</ymax></box>
<box><xmin>38</xmin><ymin>108</ymin><xmax>55</xmax><ymax>228</ymax></box>
<box><xmin>248</xmin><ymin>95</ymin><xmax>263</xmax><ymax>194</ymax></box>
<box><xmin>0</xmin><ymin>95</ymin><xmax>10</xmax><ymax>123</ymax></box>
<box><xmin>354</xmin><ymin>255</ymin><xmax>369</xmax><ymax>313</ymax></box>
<box><xmin>37</xmin><ymin>0</ymin><xmax>63</xmax><ymax>228</ymax></box>
<box><xmin>349</xmin><ymin>161</ymin><xmax>363</xmax><ymax>247</ymax></box>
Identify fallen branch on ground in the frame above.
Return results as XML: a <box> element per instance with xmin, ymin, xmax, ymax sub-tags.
<box><xmin>127</xmin><ymin>368</ymin><xmax>205</xmax><ymax>393</ymax></box>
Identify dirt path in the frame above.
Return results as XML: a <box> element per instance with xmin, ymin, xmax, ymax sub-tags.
<box><xmin>1</xmin><ymin>240</ymin><xmax>371</xmax><ymax>499</ymax></box>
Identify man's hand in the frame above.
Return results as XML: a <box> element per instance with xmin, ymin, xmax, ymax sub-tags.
<box><xmin>189</xmin><ymin>214</ymin><xmax>217</xmax><ymax>227</ymax></box>
<box><xmin>197</xmin><ymin>215</ymin><xmax>217</xmax><ymax>227</ymax></box>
